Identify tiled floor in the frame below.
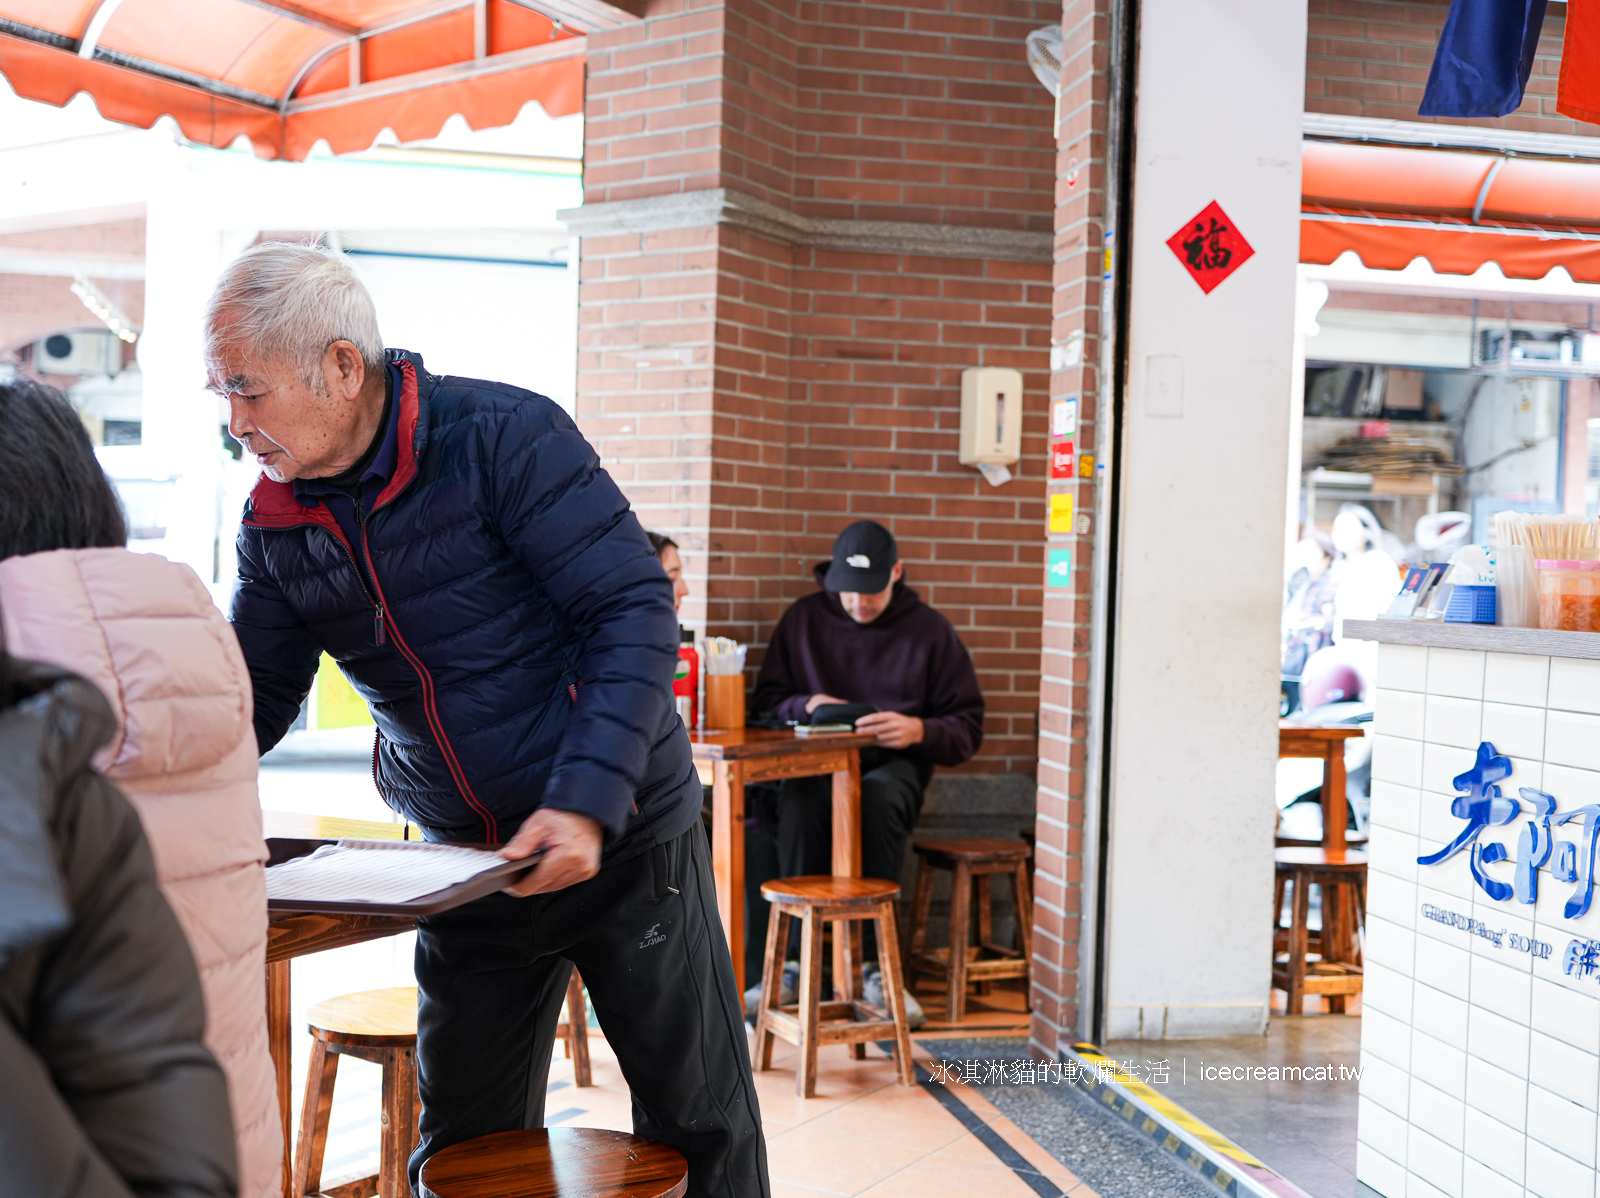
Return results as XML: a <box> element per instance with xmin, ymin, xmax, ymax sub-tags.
<box><xmin>543</xmin><ymin>1030</ymin><xmax>1098</xmax><ymax>1198</ymax></box>
<box><xmin>1104</xmin><ymin>1014</ymin><xmax>1367</xmax><ymax>1198</ymax></box>
<box><xmin>303</xmin><ymin>1017</ymin><xmax>1097</xmax><ymax>1196</ymax></box>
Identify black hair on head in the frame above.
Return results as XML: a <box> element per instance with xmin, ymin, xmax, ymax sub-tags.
<box><xmin>0</xmin><ymin>375</ymin><xmax>128</xmax><ymax>563</ymax></box>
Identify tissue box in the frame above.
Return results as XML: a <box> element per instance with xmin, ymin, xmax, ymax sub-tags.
<box><xmin>1444</xmin><ymin>584</ymin><xmax>1496</xmax><ymax>624</ymax></box>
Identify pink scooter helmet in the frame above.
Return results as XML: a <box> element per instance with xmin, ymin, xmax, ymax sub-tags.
<box><xmin>1300</xmin><ymin>648</ymin><xmax>1364</xmax><ymax>710</ymax></box>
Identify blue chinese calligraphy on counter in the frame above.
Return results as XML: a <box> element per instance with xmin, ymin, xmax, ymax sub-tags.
<box><xmin>1417</xmin><ymin>741</ymin><xmax>1600</xmax><ymax>919</ymax></box>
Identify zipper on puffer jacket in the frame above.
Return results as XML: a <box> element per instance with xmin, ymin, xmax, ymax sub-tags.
<box><xmin>252</xmin><ymin>501</ymin><xmax>499</xmax><ymax>844</ymax></box>
<box><xmin>355</xmin><ymin>510</ymin><xmax>499</xmax><ymax>844</ymax></box>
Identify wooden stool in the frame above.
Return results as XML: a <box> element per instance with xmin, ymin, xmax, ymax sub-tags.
<box><xmin>554</xmin><ymin>968</ymin><xmax>593</xmax><ymax>1088</ymax></box>
<box><xmin>419</xmin><ymin>1127</ymin><xmax>687</xmax><ymax>1198</ymax></box>
<box><xmin>753</xmin><ymin>877</ymin><xmax>915</xmax><ymax>1097</ymax></box>
<box><xmin>1273</xmin><ymin>847</ymin><xmax>1367</xmax><ymax>1015</ymax></box>
<box><xmin>295</xmin><ymin>987</ymin><xmax>420</xmax><ymax>1198</ymax></box>
<box><xmin>905</xmin><ymin>838</ymin><xmax>1033</xmax><ymax>1021</ymax></box>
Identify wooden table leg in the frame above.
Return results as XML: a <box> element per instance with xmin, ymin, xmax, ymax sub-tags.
<box><xmin>1321</xmin><ymin>743</ymin><xmax>1347</xmax><ymax>853</ymax></box>
<box><xmin>1286</xmin><ymin>869</ymin><xmax>1311</xmax><ymax>1016</ymax></box>
<box><xmin>831</xmin><ymin>751</ymin><xmax>863</xmax><ymax>1001</ymax></box>
<box><xmin>266</xmin><ymin>958</ymin><xmax>292</xmax><ymax>1198</ymax></box>
<box><xmin>712</xmin><ymin>759</ymin><xmax>747</xmax><ymax>998</ymax></box>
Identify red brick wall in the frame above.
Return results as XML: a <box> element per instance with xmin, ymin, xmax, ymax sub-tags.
<box><xmin>577</xmin><ymin>1</ymin><xmax>1059</xmax><ymax>782</ymax></box>
<box><xmin>584</xmin><ymin>0</ymin><xmax>1059</xmax><ymax>222</ymax></box>
<box><xmin>773</xmin><ymin>246</ymin><xmax>1051</xmax><ymax>777</ymax></box>
<box><xmin>576</xmin><ymin>233</ymin><xmax>1053</xmax><ymax>778</ymax></box>
<box><xmin>1306</xmin><ymin>0</ymin><xmax>1600</xmax><ymax>136</ymax></box>
<box><xmin>789</xmin><ymin>2</ymin><xmax>1058</xmax><ymax>228</ymax></box>
<box><xmin>574</xmin><ymin>223</ymin><xmax>720</xmax><ymax>630</ymax></box>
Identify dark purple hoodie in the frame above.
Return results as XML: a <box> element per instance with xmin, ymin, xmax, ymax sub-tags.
<box><xmin>752</xmin><ymin>565</ymin><xmax>985</xmax><ymax>771</ymax></box>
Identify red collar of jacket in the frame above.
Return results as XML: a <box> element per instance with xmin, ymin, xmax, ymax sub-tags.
<box><xmin>243</xmin><ymin>357</ymin><xmax>422</xmax><ymax>531</ymax></box>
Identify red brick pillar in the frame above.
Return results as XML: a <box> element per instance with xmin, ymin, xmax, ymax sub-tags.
<box><xmin>1028</xmin><ymin>0</ymin><xmax>1117</xmax><ymax>1055</ymax></box>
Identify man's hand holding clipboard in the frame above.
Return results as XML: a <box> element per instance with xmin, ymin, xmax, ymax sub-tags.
<box><xmin>499</xmin><ymin>808</ymin><xmax>604</xmax><ymax>896</ymax></box>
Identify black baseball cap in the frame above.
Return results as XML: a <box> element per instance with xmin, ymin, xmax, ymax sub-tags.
<box><xmin>823</xmin><ymin>521</ymin><xmax>898</xmax><ymax>593</ymax></box>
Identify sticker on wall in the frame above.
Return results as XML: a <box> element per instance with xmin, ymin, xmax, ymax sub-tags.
<box><xmin>1166</xmin><ymin>200</ymin><xmax>1254</xmax><ymax>295</ymax></box>
<box><xmin>1051</xmin><ymin>330</ymin><xmax>1084</xmax><ymax>371</ymax></box>
<box><xmin>1050</xmin><ymin>441</ymin><xmax>1074</xmax><ymax>479</ymax></box>
<box><xmin>1048</xmin><ymin>492</ymin><xmax>1074</xmax><ymax>533</ymax></box>
<box><xmin>1078</xmin><ymin>452</ymin><xmax>1096</xmax><ymax>479</ymax></box>
<box><xmin>1051</xmin><ymin>397</ymin><xmax>1077</xmax><ymax>438</ymax></box>
<box><xmin>1047</xmin><ymin>549</ymin><xmax>1072</xmax><ymax>586</ymax></box>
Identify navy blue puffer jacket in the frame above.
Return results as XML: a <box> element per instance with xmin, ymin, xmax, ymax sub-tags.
<box><xmin>231</xmin><ymin>350</ymin><xmax>700</xmax><ymax>860</ymax></box>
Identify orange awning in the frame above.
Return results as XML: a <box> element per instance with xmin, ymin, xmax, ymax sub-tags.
<box><xmin>0</xmin><ymin>0</ymin><xmax>620</xmax><ymax>161</ymax></box>
<box><xmin>1301</xmin><ymin>140</ymin><xmax>1600</xmax><ymax>283</ymax></box>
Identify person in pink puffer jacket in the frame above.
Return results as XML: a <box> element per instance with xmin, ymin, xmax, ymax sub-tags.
<box><xmin>0</xmin><ymin>377</ymin><xmax>281</xmax><ymax>1198</ymax></box>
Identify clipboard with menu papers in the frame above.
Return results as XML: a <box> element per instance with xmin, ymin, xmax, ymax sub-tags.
<box><xmin>264</xmin><ymin>838</ymin><xmax>542</xmax><ymax>916</ymax></box>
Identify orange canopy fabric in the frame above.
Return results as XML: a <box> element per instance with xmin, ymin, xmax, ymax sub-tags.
<box><xmin>0</xmin><ymin>0</ymin><xmax>589</xmax><ymax>160</ymax></box>
<box><xmin>1301</xmin><ymin>140</ymin><xmax>1600</xmax><ymax>283</ymax></box>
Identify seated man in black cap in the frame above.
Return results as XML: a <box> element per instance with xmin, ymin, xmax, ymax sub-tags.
<box><xmin>749</xmin><ymin>520</ymin><xmax>985</xmax><ymax>1019</ymax></box>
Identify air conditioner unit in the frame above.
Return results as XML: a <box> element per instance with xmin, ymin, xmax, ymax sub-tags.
<box><xmin>34</xmin><ymin>330</ymin><xmax>121</xmax><ymax>377</ymax></box>
<box><xmin>1473</xmin><ymin>326</ymin><xmax>1600</xmax><ymax>376</ymax></box>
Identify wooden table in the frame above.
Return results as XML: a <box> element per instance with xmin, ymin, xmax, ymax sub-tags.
<box><xmin>1277</xmin><ymin>721</ymin><xmax>1367</xmax><ymax>853</ymax></box>
<box><xmin>689</xmin><ymin>728</ymin><xmax>877</xmax><ymax>997</ymax></box>
<box><xmin>263</xmin><ymin>811</ymin><xmax>418</xmax><ymax>1198</ymax></box>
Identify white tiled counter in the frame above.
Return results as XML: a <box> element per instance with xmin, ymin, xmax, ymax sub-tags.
<box><xmin>1345</xmin><ymin>619</ymin><xmax>1600</xmax><ymax>1198</ymax></box>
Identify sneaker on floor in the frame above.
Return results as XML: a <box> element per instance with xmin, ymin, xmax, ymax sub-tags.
<box><xmin>861</xmin><ymin>965</ymin><xmax>927</xmax><ymax>1030</ymax></box>
<box><xmin>743</xmin><ymin>960</ymin><xmax>800</xmax><ymax>1019</ymax></box>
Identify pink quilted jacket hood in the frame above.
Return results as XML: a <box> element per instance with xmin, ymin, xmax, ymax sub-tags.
<box><xmin>0</xmin><ymin>547</ymin><xmax>281</xmax><ymax>1198</ymax></box>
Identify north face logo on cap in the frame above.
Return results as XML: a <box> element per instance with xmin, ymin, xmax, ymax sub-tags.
<box><xmin>847</xmin><ymin>554</ymin><xmax>871</xmax><ymax>567</ymax></box>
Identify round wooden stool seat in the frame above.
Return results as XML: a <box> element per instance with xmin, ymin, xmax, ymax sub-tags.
<box><xmin>913</xmin><ymin>837</ymin><xmax>1031</xmax><ymax>863</ymax></box>
<box><xmin>306</xmin><ymin>985</ymin><xmax>418</xmax><ymax>1047</ymax></box>
<box><xmin>1274</xmin><ymin>847</ymin><xmax>1369</xmax><ymax>874</ymax></box>
<box><xmin>419</xmin><ymin>1127</ymin><xmax>688</xmax><ymax>1198</ymax></box>
<box><xmin>761</xmin><ymin>876</ymin><xmax>900</xmax><ymax>905</ymax></box>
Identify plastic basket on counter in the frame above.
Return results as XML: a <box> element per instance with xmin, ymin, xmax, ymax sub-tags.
<box><xmin>1443</xmin><ymin>584</ymin><xmax>1497</xmax><ymax>624</ymax></box>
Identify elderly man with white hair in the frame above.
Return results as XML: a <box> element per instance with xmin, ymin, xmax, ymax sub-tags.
<box><xmin>208</xmin><ymin>242</ymin><xmax>768</xmax><ymax>1197</ymax></box>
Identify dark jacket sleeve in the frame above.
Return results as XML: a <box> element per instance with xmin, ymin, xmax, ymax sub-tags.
<box><xmin>917</xmin><ymin>620</ymin><xmax>985</xmax><ymax>768</ymax></box>
<box><xmin>490</xmin><ymin>400</ymin><xmax>679</xmax><ymax>838</ymax></box>
<box><xmin>752</xmin><ymin>607</ymin><xmax>812</xmax><ymax>723</ymax></box>
<box><xmin>0</xmin><ymin>677</ymin><xmax>237</xmax><ymax>1198</ymax></box>
<box><xmin>230</xmin><ymin>524</ymin><xmax>323</xmax><ymax>754</ymax></box>
<box><xmin>0</xmin><ymin>1018</ymin><xmax>139</xmax><ymax>1198</ymax></box>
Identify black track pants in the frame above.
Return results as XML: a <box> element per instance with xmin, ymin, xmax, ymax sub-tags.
<box><xmin>776</xmin><ymin>754</ymin><xmax>924</xmax><ymax>885</ymax></box>
<box><xmin>408</xmin><ymin>827</ymin><xmax>770</xmax><ymax>1198</ymax></box>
